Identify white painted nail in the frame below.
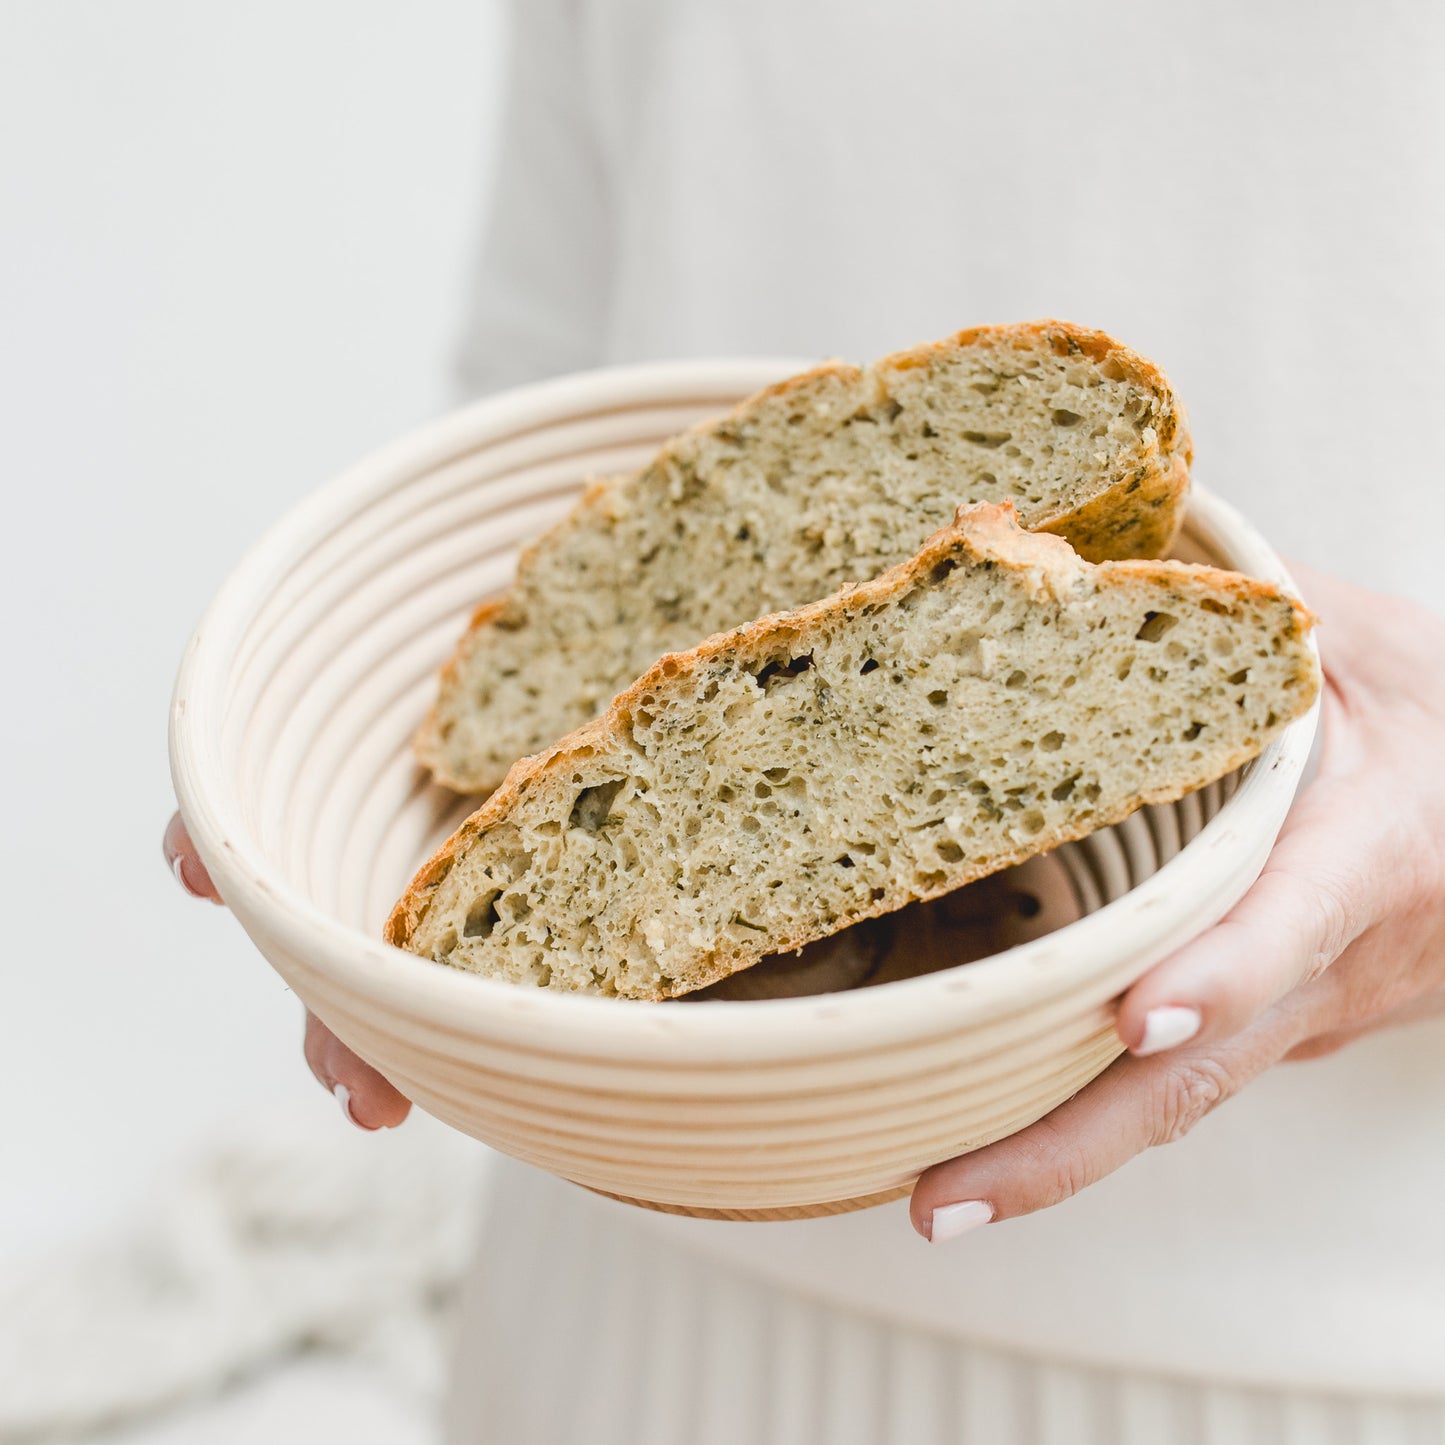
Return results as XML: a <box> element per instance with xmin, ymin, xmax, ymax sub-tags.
<box><xmin>334</xmin><ymin>1083</ymin><xmax>369</xmax><ymax>1130</ymax></box>
<box><xmin>1136</xmin><ymin>1005</ymin><xmax>1202</xmax><ymax>1056</ymax></box>
<box><xmin>930</xmin><ymin>1199</ymin><xmax>994</xmax><ymax>1242</ymax></box>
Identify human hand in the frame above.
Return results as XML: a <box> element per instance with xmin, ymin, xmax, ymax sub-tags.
<box><xmin>163</xmin><ymin>812</ymin><xmax>412</xmax><ymax>1130</ymax></box>
<box><xmin>911</xmin><ymin>565</ymin><xmax>1445</xmax><ymax>1241</ymax></box>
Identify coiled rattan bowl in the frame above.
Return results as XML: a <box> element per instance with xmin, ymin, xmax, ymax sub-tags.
<box><xmin>169</xmin><ymin>360</ymin><xmax>1319</xmax><ymax>1219</ymax></box>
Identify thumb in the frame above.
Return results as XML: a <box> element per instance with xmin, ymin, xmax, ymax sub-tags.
<box><xmin>1117</xmin><ymin>773</ymin><xmax>1397</xmax><ymax>1055</ymax></box>
<box><xmin>911</xmin><ymin>1002</ymin><xmax>1300</xmax><ymax>1236</ymax></box>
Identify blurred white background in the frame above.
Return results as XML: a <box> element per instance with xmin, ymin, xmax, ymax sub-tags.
<box><xmin>1</xmin><ymin>2</ymin><xmax>505</xmax><ymax>1437</ymax></box>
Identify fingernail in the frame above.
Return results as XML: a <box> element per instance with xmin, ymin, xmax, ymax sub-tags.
<box><xmin>170</xmin><ymin>851</ymin><xmax>201</xmax><ymax>897</ymax></box>
<box><xmin>334</xmin><ymin>1083</ymin><xmax>374</xmax><ymax>1131</ymax></box>
<box><xmin>169</xmin><ymin>850</ymin><xmax>223</xmax><ymax>904</ymax></box>
<box><xmin>929</xmin><ymin>1199</ymin><xmax>994</xmax><ymax>1242</ymax></box>
<box><xmin>1135</xmin><ymin>1005</ymin><xmax>1202</xmax><ymax>1056</ymax></box>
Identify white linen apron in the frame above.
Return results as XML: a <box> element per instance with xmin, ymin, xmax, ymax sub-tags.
<box><xmin>446</xmin><ymin>2</ymin><xmax>1445</xmax><ymax>1436</ymax></box>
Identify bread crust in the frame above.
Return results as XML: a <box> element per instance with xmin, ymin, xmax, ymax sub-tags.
<box><xmin>385</xmin><ymin>502</ymin><xmax>1315</xmax><ymax>982</ymax></box>
<box><xmin>414</xmin><ymin>598</ymin><xmax>505</xmax><ymax>766</ymax></box>
<box><xmin>1039</xmin><ymin>452</ymin><xmax>1192</xmax><ymax>563</ymax></box>
<box><xmin>415</xmin><ymin>320</ymin><xmax>1193</xmax><ymax>793</ymax></box>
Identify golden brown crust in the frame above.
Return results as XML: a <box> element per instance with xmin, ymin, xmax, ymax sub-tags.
<box><xmin>385</xmin><ymin>502</ymin><xmax>1316</xmax><ymax>964</ymax></box>
<box><xmin>1040</xmin><ymin>452</ymin><xmax>1192</xmax><ymax>563</ymax></box>
<box><xmin>744</xmin><ymin>357</ymin><xmax>862</xmax><ymax>406</ymax></box>
<box><xmin>413</xmin><ymin>599</ymin><xmax>507</xmax><ymax>766</ymax></box>
<box><xmin>413</xmin><ymin>320</ymin><xmax>1193</xmax><ymax>792</ymax></box>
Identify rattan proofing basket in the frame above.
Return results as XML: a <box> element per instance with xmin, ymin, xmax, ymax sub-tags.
<box><xmin>169</xmin><ymin>360</ymin><xmax>1319</xmax><ymax>1219</ymax></box>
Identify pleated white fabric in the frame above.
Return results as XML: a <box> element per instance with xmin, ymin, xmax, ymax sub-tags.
<box><xmin>446</xmin><ymin>1160</ymin><xmax>1445</xmax><ymax>1445</ymax></box>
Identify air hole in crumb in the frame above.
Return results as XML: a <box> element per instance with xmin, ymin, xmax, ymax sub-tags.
<box><xmin>1200</xmin><ymin>598</ymin><xmax>1232</xmax><ymax>615</ymax></box>
<box><xmin>962</xmin><ymin>429</ymin><xmax>1012</xmax><ymax>448</ymax></box>
<box><xmin>717</xmin><ymin>784</ymin><xmax>737</xmax><ymax>803</ymax></box>
<box><xmin>921</xmin><ymin>420</ymin><xmax>938</xmax><ymax>438</ymax></box>
<box><xmin>1021</xmin><ymin>810</ymin><xmax>1047</xmax><ymax>834</ymax></box>
<box><xmin>1051</xmin><ymin>408</ymin><xmax>1082</xmax><ymax>427</ymax></box>
<box><xmin>753</xmin><ymin>652</ymin><xmax>814</xmax><ymax>689</ymax></box>
<box><xmin>763</xmin><ymin>766</ymin><xmax>790</xmax><ymax>782</ymax></box>
<box><xmin>1228</xmin><ymin>668</ymin><xmax>1250</xmax><ymax>686</ymax></box>
<box><xmin>569</xmin><ymin>778</ymin><xmax>625</xmax><ymax>832</ymax></box>
<box><xmin>835</xmin><ymin>854</ymin><xmax>855</xmax><ymax>868</ymax></box>
<box><xmin>462</xmin><ymin>891</ymin><xmax>502</xmax><ymax>940</ymax></box>
<box><xmin>870</xmin><ymin>887</ymin><xmax>886</xmax><ymax>901</ymax></box>
<box><xmin>1265</xmin><ymin>710</ymin><xmax>1279</xmax><ymax>728</ymax></box>
<box><xmin>1040</xmin><ymin>730</ymin><xmax>1066</xmax><ymax>752</ymax></box>
<box><xmin>860</xmin><ymin>658</ymin><xmax>881</xmax><ymax>675</ymax></box>
<box><xmin>1005</xmin><ymin>669</ymin><xmax>1028</xmax><ymax>689</ymax></box>
<box><xmin>928</xmin><ymin>689</ymin><xmax>949</xmax><ymax>707</ymax></box>
<box><xmin>1136</xmin><ymin>611</ymin><xmax>1179</xmax><ymax>643</ymax></box>
<box><xmin>754</xmin><ymin>782</ymin><xmax>772</xmax><ymax>798</ymax></box>
<box><xmin>1051</xmin><ymin>774</ymin><xmax>1079</xmax><ymax>801</ymax></box>
<box><xmin>1182</xmin><ymin>722</ymin><xmax>1205</xmax><ymax>741</ymax></box>
<box><xmin>1117</xmin><ymin>658</ymin><xmax>1134</xmax><ymax>681</ymax></box>
<box><xmin>741</xmin><ymin>816</ymin><xmax>761</xmax><ymax>834</ymax></box>
<box><xmin>936</xmin><ymin>839</ymin><xmax>965</xmax><ymax>863</ymax></box>
<box><xmin>930</xmin><ymin>557</ymin><xmax>957</xmax><ymax>584</ymax></box>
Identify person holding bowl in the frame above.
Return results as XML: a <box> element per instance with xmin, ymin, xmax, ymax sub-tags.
<box><xmin>167</xmin><ymin>3</ymin><xmax>1445</xmax><ymax>1439</ymax></box>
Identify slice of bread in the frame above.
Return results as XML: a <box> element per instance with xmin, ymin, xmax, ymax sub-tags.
<box><xmin>387</xmin><ymin>504</ymin><xmax>1317</xmax><ymax>1001</ymax></box>
<box><xmin>419</xmin><ymin>320</ymin><xmax>1192</xmax><ymax>794</ymax></box>
<box><xmin>690</xmin><ymin>854</ymin><xmax>1079</xmax><ymax>1000</ymax></box>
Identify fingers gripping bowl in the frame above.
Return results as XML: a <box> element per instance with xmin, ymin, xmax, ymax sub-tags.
<box><xmin>169</xmin><ymin>360</ymin><xmax>1320</xmax><ymax>1219</ymax></box>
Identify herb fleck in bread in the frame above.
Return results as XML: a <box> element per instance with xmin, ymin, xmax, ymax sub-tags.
<box><xmin>387</xmin><ymin>504</ymin><xmax>1317</xmax><ymax>1000</ymax></box>
<box><xmin>419</xmin><ymin>320</ymin><xmax>1192</xmax><ymax>793</ymax></box>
